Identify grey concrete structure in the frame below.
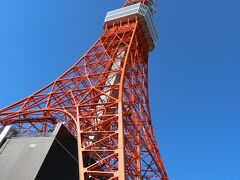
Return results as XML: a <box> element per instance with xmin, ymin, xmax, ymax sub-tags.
<box><xmin>0</xmin><ymin>123</ymin><xmax>79</xmax><ymax>180</ymax></box>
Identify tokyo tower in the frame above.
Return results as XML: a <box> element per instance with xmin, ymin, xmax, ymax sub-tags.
<box><xmin>0</xmin><ymin>0</ymin><xmax>168</xmax><ymax>179</ymax></box>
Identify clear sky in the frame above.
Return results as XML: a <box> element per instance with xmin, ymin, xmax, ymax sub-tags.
<box><xmin>0</xmin><ymin>0</ymin><xmax>240</xmax><ymax>179</ymax></box>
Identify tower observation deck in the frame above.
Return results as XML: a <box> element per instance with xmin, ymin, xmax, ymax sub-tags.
<box><xmin>104</xmin><ymin>2</ymin><xmax>158</xmax><ymax>51</ymax></box>
<box><xmin>0</xmin><ymin>0</ymin><xmax>168</xmax><ymax>179</ymax></box>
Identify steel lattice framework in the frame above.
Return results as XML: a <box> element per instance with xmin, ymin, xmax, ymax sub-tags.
<box><xmin>0</xmin><ymin>0</ymin><xmax>168</xmax><ymax>179</ymax></box>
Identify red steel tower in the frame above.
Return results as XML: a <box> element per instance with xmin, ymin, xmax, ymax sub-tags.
<box><xmin>0</xmin><ymin>0</ymin><xmax>168</xmax><ymax>179</ymax></box>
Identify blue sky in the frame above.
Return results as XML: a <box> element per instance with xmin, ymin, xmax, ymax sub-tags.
<box><xmin>0</xmin><ymin>0</ymin><xmax>240</xmax><ymax>179</ymax></box>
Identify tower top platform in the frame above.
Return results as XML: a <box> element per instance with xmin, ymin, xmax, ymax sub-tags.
<box><xmin>104</xmin><ymin>3</ymin><xmax>159</xmax><ymax>51</ymax></box>
<box><xmin>125</xmin><ymin>0</ymin><xmax>157</xmax><ymax>15</ymax></box>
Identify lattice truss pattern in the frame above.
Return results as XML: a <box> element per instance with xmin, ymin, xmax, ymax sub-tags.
<box><xmin>0</xmin><ymin>1</ymin><xmax>168</xmax><ymax>180</ymax></box>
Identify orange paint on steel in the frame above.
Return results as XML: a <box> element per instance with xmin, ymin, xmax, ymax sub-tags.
<box><xmin>0</xmin><ymin>1</ymin><xmax>168</xmax><ymax>179</ymax></box>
